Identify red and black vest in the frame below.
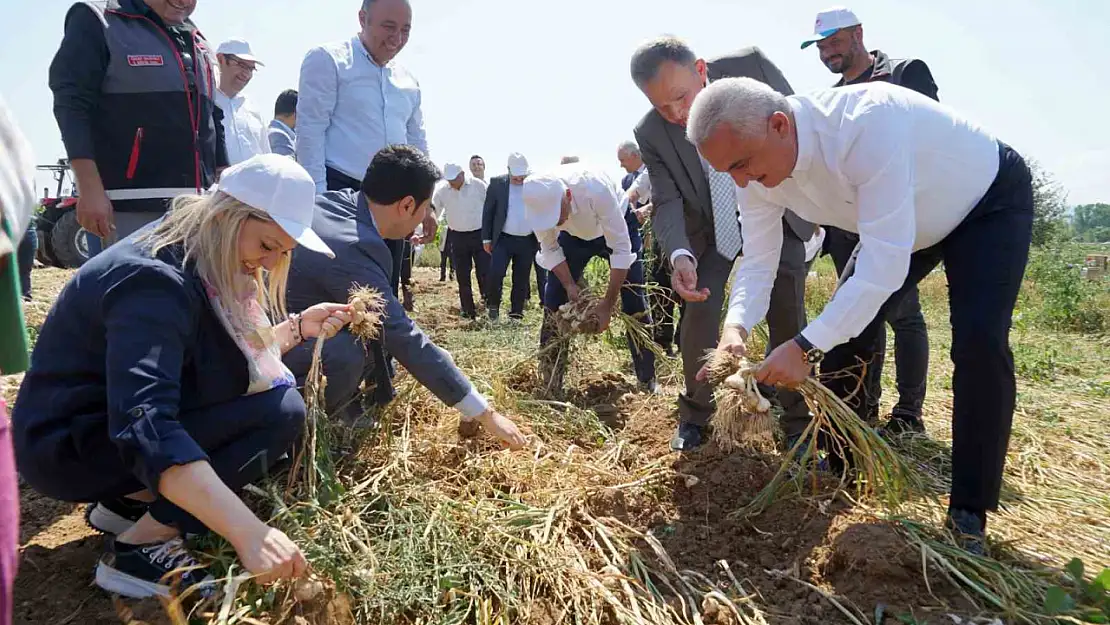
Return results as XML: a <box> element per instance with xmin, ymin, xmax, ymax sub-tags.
<box><xmin>79</xmin><ymin>0</ymin><xmax>222</xmax><ymax>207</ymax></box>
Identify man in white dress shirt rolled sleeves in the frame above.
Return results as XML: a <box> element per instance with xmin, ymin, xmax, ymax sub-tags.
<box><xmin>296</xmin><ymin>0</ymin><xmax>434</xmax><ymax>300</ymax></box>
<box><xmin>432</xmin><ymin>163</ymin><xmax>489</xmax><ymax>318</ymax></box>
<box><xmin>213</xmin><ymin>38</ymin><xmax>271</xmax><ymax>165</ymax></box>
<box><xmin>689</xmin><ymin>77</ymin><xmax>1034</xmax><ymax>554</ymax></box>
<box><xmin>523</xmin><ymin>164</ymin><xmax>658</xmax><ymax>392</ymax></box>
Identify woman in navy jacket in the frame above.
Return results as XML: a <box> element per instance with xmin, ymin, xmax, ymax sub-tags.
<box><xmin>13</xmin><ymin>154</ymin><xmax>351</xmax><ymax>599</ymax></box>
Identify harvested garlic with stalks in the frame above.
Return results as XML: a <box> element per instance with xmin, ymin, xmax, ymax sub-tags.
<box><xmin>723</xmin><ymin>371</ymin><xmax>771</xmax><ymax>413</ymax></box>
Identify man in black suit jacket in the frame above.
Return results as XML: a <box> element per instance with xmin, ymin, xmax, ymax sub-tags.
<box><xmin>630</xmin><ymin>37</ymin><xmax>815</xmax><ymax>451</ymax></box>
<box><xmin>481</xmin><ymin>153</ymin><xmax>547</xmax><ymax>320</ymax></box>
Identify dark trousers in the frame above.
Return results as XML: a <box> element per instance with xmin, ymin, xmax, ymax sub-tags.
<box><xmin>825</xmin><ymin>226</ymin><xmax>929</xmax><ymax>421</ymax></box>
<box><xmin>283</xmin><ymin>329</ymin><xmax>391</xmax><ymax>423</ymax></box>
<box><xmin>400</xmin><ymin>239</ymin><xmax>414</xmax><ymax>288</ymax></box>
<box><xmin>487</xmin><ymin>233</ymin><xmax>539</xmax><ymax>318</ymax></box>
<box><xmin>18</xmin><ymin>386</ymin><xmax>305</xmax><ymax>535</ymax></box>
<box><xmin>16</xmin><ymin>222</ymin><xmax>36</xmax><ymax>299</ymax></box>
<box><xmin>679</xmin><ymin>222</ymin><xmax>810</xmax><ymax>434</ymax></box>
<box><xmin>823</xmin><ymin>143</ymin><xmax>1032</xmax><ymax>513</ymax></box>
<box><xmin>539</xmin><ymin>221</ymin><xmax>656</xmax><ymax>384</ymax></box>
<box><xmin>440</xmin><ymin>235</ymin><xmax>454</xmax><ymax>281</ymax></box>
<box><xmin>644</xmin><ymin>228</ymin><xmax>678</xmax><ymax>350</ymax></box>
<box><xmin>450</xmin><ymin>229</ymin><xmax>490</xmax><ymax>317</ymax></box>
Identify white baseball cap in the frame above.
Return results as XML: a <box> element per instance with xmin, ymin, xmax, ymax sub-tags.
<box><xmin>443</xmin><ymin>163</ymin><xmax>464</xmax><ymax>180</ymax></box>
<box><xmin>800</xmin><ymin>6</ymin><xmax>861</xmax><ymax>49</ymax></box>
<box><xmin>216</xmin><ymin>37</ymin><xmax>264</xmax><ymax>65</ymax></box>
<box><xmin>507</xmin><ymin>152</ymin><xmax>531</xmax><ymax>177</ymax></box>
<box><xmin>522</xmin><ymin>173</ymin><xmax>568</xmax><ymax>233</ymax></box>
<box><xmin>215</xmin><ymin>154</ymin><xmax>334</xmax><ymax>258</ymax></box>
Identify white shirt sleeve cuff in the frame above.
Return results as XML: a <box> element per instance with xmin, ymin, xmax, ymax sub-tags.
<box><xmin>800</xmin><ymin>320</ymin><xmax>843</xmax><ymax>354</ymax></box>
<box><xmin>609</xmin><ymin>252</ymin><xmax>638</xmax><ymax>271</ymax></box>
<box><xmin>723</xmin><ymin>305</ymin><xmax>746</xmax><ymax>329</ymax></box>
<box><xmin>670</xmin><ymin>248</ymin><xmax>696</xmax><ymax>268</ymax></box>
<box><xmin>536</xmin><ymin>248</ymin><xmax>565</xmax><ymax>271</ymax></box>
<box><xmin>453</xmin><ymin>388</ymin><xmax>490</xmax><ymax>421</ymax></box>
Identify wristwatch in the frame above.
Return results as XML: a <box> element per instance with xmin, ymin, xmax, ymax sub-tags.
<box><xmin>793</xmin><ymin>334</ymin><xmax>825</xmax><ymax>365</ymax></box>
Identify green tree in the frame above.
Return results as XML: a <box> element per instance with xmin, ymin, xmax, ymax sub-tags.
<box><xmin>1073</xmin><ymin>203</ymin><xmax>1110</xmax><ymax>242</ymax></box>
<box><xmin>1028</xmin><ymin>160</ymin><xmax>1071</xmax><ymax>246</ymax></box>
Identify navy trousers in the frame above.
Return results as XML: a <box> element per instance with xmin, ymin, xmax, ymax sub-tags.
<box><xmin>18</xmin><ymin>386</ymin><xmax>305</xmax><ymax>535</ymax></box>
<box><xmin>487</xmin><ymin>233</ymin><xmax>539</xmax><ymax>318</ymax></box>
<box><xmin>539</xmin><ymin>212</ymin><xmax>656</xmax><ymax>384</ymax></box>
<box><xmin>822</xmin><ymin>142</ymin><xmax>1033</xmax><ymax>513</ymax></box>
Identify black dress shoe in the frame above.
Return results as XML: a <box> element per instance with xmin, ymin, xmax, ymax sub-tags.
<box><xmin>945</xmin><ymin>507</ymin><xmax>987</xmax><ymax>556</ymax></box>
<box><xmin>878</xmin><ymin>414</ymin><xmax>926</xmax><ymax>438</ymax></box>
<box><xmin>670</xmin><ymin>422</ymin><xmax>705</xmax><ymax>451</ymax></box>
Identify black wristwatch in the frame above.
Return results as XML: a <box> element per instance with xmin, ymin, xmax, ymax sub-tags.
<box><xmin>793</xmin><ymin>334</ymin><xmax>825</xmax><ymax>365</ymax></box>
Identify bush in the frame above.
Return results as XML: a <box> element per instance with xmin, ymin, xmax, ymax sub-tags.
<box><xmin>1020</xmin><ymin>244</ymin><xmax>1109</xmax><ymax>333</ymax></box>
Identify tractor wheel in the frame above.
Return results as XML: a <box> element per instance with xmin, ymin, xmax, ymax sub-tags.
<box><xmin>50</xmin><ymin>210</ymin><xmax>91</xmax><ymax>269</ymax></box>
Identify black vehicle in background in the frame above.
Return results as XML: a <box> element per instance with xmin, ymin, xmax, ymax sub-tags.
<box><xmin>35</xmin><ymin>159</ymin><xmax>89</xmax><ymax>269</ymax></box>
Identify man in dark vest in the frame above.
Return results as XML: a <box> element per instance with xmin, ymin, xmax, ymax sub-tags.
<box><xmin>803</xmin><ymin>6</ymin><xmax>937</xmax><ymax>434</ymax></box>
<box><xmin>49</xmin><ymin>0</ymin><xmax>227</xmax><ymax>249</ymax></box>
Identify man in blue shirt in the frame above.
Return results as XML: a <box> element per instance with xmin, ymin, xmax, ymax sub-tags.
<box><xmin>296</xmin><ymin>0</ymin><xmax>434</xmax><ymax>301</ymax></box>
<box><xmin>268</xmin><ymin>89</ymin><xmax>298</xmax><ymax>158</ymax></box>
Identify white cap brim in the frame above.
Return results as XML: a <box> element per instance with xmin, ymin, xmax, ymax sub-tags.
<box><xmin>272</xmin><ymin>215</ymin><xmax>334</xmax><ymax>258</ymax></box>
<box><xmin>509</xmin><ymin>167</ymin><xmax>530</xmax><ymax>177</ymax></box>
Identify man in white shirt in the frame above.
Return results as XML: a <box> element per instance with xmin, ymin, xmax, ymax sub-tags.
<box><xmin>296</xmin><ymin>0</ymin><xmax>434</xmax><ymax>301</ymax></box>
<box><xmin>213</xmin><ymin>39</ymin><xmax>271</xmax><ymax>165</ymax></box>
<box><xmin>688</xmin><ymin>77</ymin><xmax>1035</xmax><ymax>553</ymax></box>
<box><xmin>268</xmin><ymin>89</ymin><xmax>298</xmax><ymax>158</ymax></box>
<box><xmin>432</xmin><ymin>163</ymin><xmax>489</xmax><ymax>318</ymax></box>
<box><xmin>481</xmin><ymin>153</ymin><xmax>547</xmax><ymax>321</ymax></box>
<box><xmin>523</xmin><ymin>163</ymin><xmax>658</xmax><ymax>391</ymax></box>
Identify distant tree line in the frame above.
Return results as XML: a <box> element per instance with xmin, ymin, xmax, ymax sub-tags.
<box><xmin>1026</xmin><ymin>161</ymin><xmax>1108</xmax><ymax>246</ymax></box>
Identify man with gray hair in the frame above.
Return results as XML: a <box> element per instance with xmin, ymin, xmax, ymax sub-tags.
<box><xmin>618</xmin><ymin>139</ymin><xmax>677</xmax><ymax>356</ymax></box>
<box><xmin>689</xmin><ymin>77</ymin><xmax>1034</xmax><ymax>554</ymax></box>
<box><xmin>629</xmin><ymin>36</ymin><xmax>814</xmax><ymax>451</ymax></box>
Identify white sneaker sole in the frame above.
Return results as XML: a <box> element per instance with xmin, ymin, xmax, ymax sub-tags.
<box><xmin>95</xmin><ymin>561</ymin><xmax>171</xmax><ymax>598</ymax></box>
<box><xmin>86</xmin><ymin>504</ymin><xmax>137</xmax><ymax>535</ymax></box>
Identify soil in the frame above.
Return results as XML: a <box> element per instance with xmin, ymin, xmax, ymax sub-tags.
<box><xmin>11</xmin><ymin>268</ymin><xmax>980</xmax><ymax>624</ymax></box>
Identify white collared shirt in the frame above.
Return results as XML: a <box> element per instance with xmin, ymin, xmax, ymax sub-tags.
<box><xmin>432</xmin><ymin>176</ymin><xmax>487</xmax><ymax>233</ymax></box>
<box><xmin>214</xmin><ymin>90</ymin><xmax>270</xmax><ymax>165</ymax></box>
<box><xmin>502</xmin><ymin>181</ymin><xmax>532</xmax><ymax>236</ymax></box>
<box><xmin>726</xmin><ymin>83</ymin><xmax>1000</xmax><ymax>352</ymax></box>
<box><xmin>535</xmin><ymin>164</ymin><xmax>637</xmax><ymax>271</ymax></box>
<box><xmin>296</xmin><ymin>35</ymin><xmax>427</xmax><ymax>193</ymax></box>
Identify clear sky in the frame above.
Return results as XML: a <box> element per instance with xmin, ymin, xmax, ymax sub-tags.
<box><xmin>3</xmin><ymin>0</ymin><xmax>1108</xmax><ymax>204</ymax></box>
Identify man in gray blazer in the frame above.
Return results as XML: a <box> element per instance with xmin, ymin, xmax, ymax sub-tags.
<box><xmin>630</xmin><ymin>37</ymin><xmax>813</xmax><ymax>451</ymax></box>
<box><xmin>284</xmin><ymin>145</ymin><xmax>526</xmax><ymax>448</ymax></box>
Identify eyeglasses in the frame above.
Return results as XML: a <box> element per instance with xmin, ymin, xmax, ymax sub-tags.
<box><xmin>225</xmin><ymin>55</ymin><xmax>258</xmax><ymax>73</ymax></box>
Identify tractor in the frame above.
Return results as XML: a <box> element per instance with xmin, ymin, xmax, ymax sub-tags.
<box><xmin>34</xmin><ymin>159</ymin><xmax>90</xmax><ymax>269</ymax></box>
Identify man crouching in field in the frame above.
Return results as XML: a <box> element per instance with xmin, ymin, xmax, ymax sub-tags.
<box><xmin>283</xmin><ymin>145</ymin><xmax>527</xmax><ymax>449</ymax></box>
<box><xmin>689</xmin><ymin>78</ymin><xmax>1033</xmax><ymax>554</ymax></box>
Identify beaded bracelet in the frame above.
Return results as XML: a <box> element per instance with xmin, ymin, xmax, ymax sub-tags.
<box><xmin>289</xmin><ymin>312</ymin><xmax>303</xmax><ymax>344</ymax></box>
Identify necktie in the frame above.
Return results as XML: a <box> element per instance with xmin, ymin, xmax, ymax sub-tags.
<box><xmin>703</xmin><ymin>157</ymin><xmax>743</xmax><ymax>260</ymax></box>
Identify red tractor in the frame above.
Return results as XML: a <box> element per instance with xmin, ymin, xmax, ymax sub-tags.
<box><xmin>34</xmin><ymin>159</ymin><xmax>90</xmax><ymax>269</ymax></box>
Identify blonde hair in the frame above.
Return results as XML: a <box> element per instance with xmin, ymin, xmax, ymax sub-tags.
<box><xmin>137</xmin><ymin>191</ymin><xmax>289</xmax><ymax>328</ymax></box>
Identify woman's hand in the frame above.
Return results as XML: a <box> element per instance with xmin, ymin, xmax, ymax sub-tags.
<box><xmin>233</xmin><ymin>523</ymin><xmax>308</xmax><ymax>584</ymax></box>
<box><xmin>458</xmin><ymin>410</ymin><xmax>529</xmax><ymax>450</ymax></box>
<box><xmin>299</xmin><ymin>303</ymin><xmax>353</xmax><ymax>340</ymax></box>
